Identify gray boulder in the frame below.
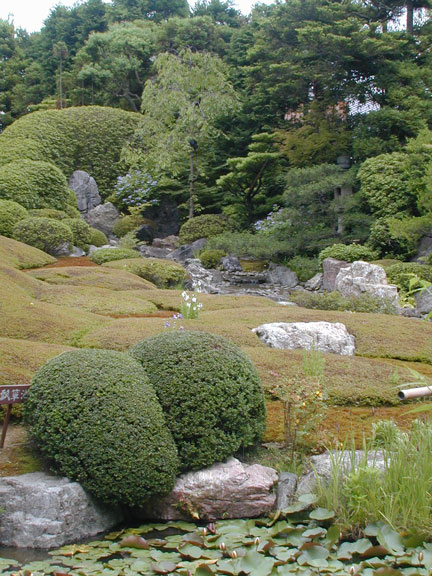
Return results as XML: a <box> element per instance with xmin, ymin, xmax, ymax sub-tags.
<box><xmin>0</xmin><ymin>472</ymin><xmax>123</xmax><ymax>549</ymax></box>
<box><xmin>84</xmin><ymin>202</ymin><xmax>120</xmax><ymax>236</ymax></box>
<box><xmin>415</xmin><ymin>286</ymin><xmax>432</xmax><ymax>315</ymax></box>
<box><xmin>153</xmin><ymin>235</ymin><xmax>179</xmax><ymax>250</ymax></box>
<box><xmin>413</xmin><ymin>234</ymin><xmax>432</xmax><ymax>262</ymax></box>
<box><xmin>267</xmin><ymin>264</ymin><xmax>298</xmax><ymax>288</ymax></box>
<box><xmin>252</xmin><ymin>321</ymin><xmax>355</xmax><ymax>355</ymax></box>
<box><xmin>221</xmin><ymin>254</ymin><xmax>243</xmax><ymax>272</ymax></box>
<box><xmin>276</xmin><ymin>472</ymin><xmax>298</xmax><ymax>509</ymax></box>
<box><xmin>322</xmin><ymin>258</ymin><xmax>348</xmax><ymax>291</ymax></box>
<box><xmin>168</xmin><ymin>238</ymin><xmax>208</xmax><ymax>262</ymax></box>
<box><xmin>136</xmin><ymin>458</ymin><xmax>278</xmax><ymax>521</ymax></box>
<box><xmin>51</xmin><ymin>242</ymin><xmax>73</xmax><ymax>257</ymax></box>
<box><xmin>335</xmin><ymin>260</ymin><xmax>399</xmax><ymax>305</ymax></box>
<box><xmin>296</xmin><ymin>450</ymin><xmax>385</xmax><ymax>496</ymax></box>
<box><xmin>304</xmin><ymin>273</ymin><xmax>323</xmax><ymax>291</ymax></box>
<box><xmin>138</xmin><ymin>245</ymin><xmax>172</xmax><ymax>259</ymax></box>
<box><xmin>68</xmin><ymin>170</ymin><xmax>101</xmax><ymax>214</ymax></box>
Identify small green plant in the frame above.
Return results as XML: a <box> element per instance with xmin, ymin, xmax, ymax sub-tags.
<box><xmin>180</xmin><ymin>290</ymin><xmax>203</xmax><ymax>319</ymax></box>
<box><xmin>290</xmin><ymin>290</ymin><xmax>397</xmax><ymax>314</ymax></box>
<box><xmin>199</xmin><ymin>249</ymin><xmax>226</xmax><ymax>269</ymax></box>
<box><xmin>179</xmin><ymin>214</ymin><xmax>232</xmax><ymax>244</ymax></box>
<box><xmin>270</xmin><ymin>350</ymin><xmax>327</xmax><ymax>457</ymax></box>
<box><xmin>88</xmin><ymin>227</ymin><xmax>108</xmax><ymax>247</ymax></box>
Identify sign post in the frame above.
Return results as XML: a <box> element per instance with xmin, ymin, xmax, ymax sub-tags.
<box><xmin>0</xmin><ymin>385</ymin><xmax>30</xmax><ymax>448</ymax></box>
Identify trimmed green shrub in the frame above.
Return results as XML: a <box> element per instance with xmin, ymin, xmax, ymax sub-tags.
<box><xmin>28</xmin><ymin>209</ymin><xmax>69</xmax><ymax>220</ymax></box>
<box><xmin>0</xmin><ymin>200</ymin><xmax>28</xmax><ymax>237</ymax></box>
<box><xmin>179</xmin><ymin>214</ymin><xmax>232</xmax><ymax>244</ymax></box>
<box><xmin>64</xmin><ymin>190</ymin><xmax>81</xmax><ymax>219</ymax></box>
<box><xmin>286</xmin><ymin>255</ymin><xmax>320</xmax><ymax>282</ymax></box>
<box><xmin>13</xmin><ymin>217</ymin><xmax>73</xmax><ymax>256</ymax></box>
<box><xmin>207</xmin><ymin>231</ymin><xmax>289</xmax><ymax>260</ymax></box>
<box><xmin>23</xmin><ymin>349</ymin><xmax>179</xmax><ymax>506</ymax></box>
<box><xmin>386</xmin><ymin>262</ymin><xmax>432</xmax><ymax>293</ymax></box>
<box><xmin>130</xmin><ymin>331</ymin><xmax>266</xmax><ymax>471</ymax></box>
<box><xmin>113</xmin><ymin>214</ymin><xmax>147</xmax><ymax>237</ymax></box>
<box><xmin>368</xmin><ymin>216</ymin><xmax>432</xmax><ymax>260</ymax></box>
<box><xmin>64</xmin><ymin>218</ymin><xmax>92</xmax><ymax>250</ymax></box>
<box><xmin>1</xmin><ymin>107</ymin><xmax>141</xmax><ymax>197</ymax></box>
<box><xmin>358</xmin><ymin>152</ymin><xmax>414</xmax><ymax>217</ymax></box>
<box><xmin>199</xmin><ymin>249</ymin><xmax>226</xmax><ymax>269</ymax></box>
<box><xmin>0</xmin><ymin>160</ymin><xmax>70</xmax><ymax>210</ymax></box>
<box><xmin>89</xmin><ymin>228</ymin><xmax>108</xmax><ymax>247</ymax></box>
<box><xmin>104</xmin><ymin>257</ymin><xmax>188</xmax><ymax>288</ymax></box>
<box><xmin>318</xmin><ymin>243</ymin><xmax>379</xmax><ymax>265</ymax></box>
<box><xmin>90</xmin><ymin>247</ymin><xmax>138</xmax><ymax>265</ymax></box>
<box><xmin>290</xmin><ymin>290</ymin><xmax>397</xmax><ymax>314</ymax></box>
<box><xmin>0</xmin><ymin>137</ymin><xmax>47</xmax><ymax>166</ymax></box>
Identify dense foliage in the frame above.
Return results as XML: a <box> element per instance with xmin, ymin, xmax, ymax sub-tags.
<box><xmin>130</xmin><ymin>331</ymin><xmax>266</xmax><ymax>470</ymax></box>
<box><xmin>13</xmin><ymin>217</ymin><xmax>73</xmax><ymax>255</ymax></box>
<box><xmin>1</xmin><ymin>107</ymin><xmax>140</xmax><ymax>197</ymax></box>
<box><xmin>0</xmin><ymin>199</ymin><xmax>28</xmax><ymax>237</ymax></box>
<box><xmin>24</xmin><ymin>349</ymin><xmax>179</xmax><ymax>506</ymax></box>
<box><xmin>319</xmin><ymin>243</ymin><xmax>379</xmax><ymax>264</ymax></box>
<box><xmin>0</xmin><ymin>160</ymin><xmax>70</xmax><ymax>210</ymax></box>
<box><xmin>179</xmin><ymin>214</ymin><xmax>232</xmax><ymax>244</ymax></box>
<box><xmin>2</xmin><ymin>0</ymin><xmax>432</xmax><ymax>261</ymax></box>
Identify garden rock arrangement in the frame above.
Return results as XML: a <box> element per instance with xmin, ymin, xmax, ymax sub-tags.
<box><xmin>252</xmin><ymin>321</ymin><xmax>355</xmax><ymax>355</ymax></box>
<box><xmin>84</xmin><ymin>202</ymin><xmax>120</xmax><ymax>236</ymax></box>
<box><xmin>68</xmin><ymin>170</ymin><xmax>101</xmax><ymax>214</ymax></box>
<box><xmin>136</xmin><ymin>457</ymin><xmax>278</xmax><ymax>521</ymax></box>
<box><xmin>0</xmin><ymin>472</ymin><xmax>124</xmax><ymax>548</ymax></box>
<box><xmin>335</xmin><ymin>260</ymin><xmax>399</xmax><ymax>305</ymax></box>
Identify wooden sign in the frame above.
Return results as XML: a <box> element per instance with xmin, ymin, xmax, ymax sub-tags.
<box><xmin>0</xmin><ymin>385</ymin><xmax>30</xmax><ymax>448</ymax></box>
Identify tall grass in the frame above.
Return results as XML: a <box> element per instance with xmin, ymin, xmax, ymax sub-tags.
<box><xmin>317</xmin><ymin>420</ymin><xmax>432</xmax><ymax>539</ymax></box>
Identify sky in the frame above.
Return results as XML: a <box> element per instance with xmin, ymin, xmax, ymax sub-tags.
<box><xmin>0</xmin><ymin>0</ymin><xmax>274</xmax><ymax>33</ymax></box>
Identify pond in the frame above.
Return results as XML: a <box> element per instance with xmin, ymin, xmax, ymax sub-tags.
<box><xmin>2</xmin><ymin>502</ymin><xmax>432</xmax><ymax>575</ymax></box>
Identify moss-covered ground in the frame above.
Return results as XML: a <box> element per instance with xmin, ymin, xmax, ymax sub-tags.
<box><xmin>1</xmin><ymin>235</ymin><xmax>432</xmax><ymax>475</ymax></box>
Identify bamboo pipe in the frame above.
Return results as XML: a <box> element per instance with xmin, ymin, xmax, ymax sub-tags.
<box><xmin>398</xmin><ymin>387</ymin><xmax>432</xmax><ymax>400</ymax></box>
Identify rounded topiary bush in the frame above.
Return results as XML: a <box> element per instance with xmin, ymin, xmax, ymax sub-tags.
<box><xmin>0</xmin><ymin>160</ymin><xmax>70</xmax><ymax>210</ymax></box>
<box><xmin>64</xmin><ymin>218</ymin><xmax>92</xmax><ymax>250</ymax></box>
<box><xmin>0</xmin><ymin>137</ymin><xmax>47</xmax><ymax>167</ymax></box>
<box><xmin>199</xmin><ymin>249</ymin><xmax>226</xmax><ymax>269</ymax></box>
<box><xmin>130</xmin><ymin>331</ymin><xmax>266</xmax><ymax>471</ymax></box>
<box><xmin>0</xmin><ymin>199</ymin><xmax>28</xmax><ymax>237</ymax></box>
<box><xmin>90</xmin><ymin>247</ymin><xmax>138</xmax><ymax>265</ymax></box>
<box><xmin>318</xmin><ymin>243</ymin><xmax>379</xmax><ymax>264</ymax></box>
<box><xmin>23</xmin><ymin>349</ymin><xmax>179</xmax><ymax>507</ymax></box>
<box><xmin>104</xmin><ymin>257</ymin><xmax>187</xmax><ymax>288</ymax></box>
<box><xmin>179</xmin><ymin>214</ymin><xmax>232</xmax><ymax>244</ymax></box>
<box><xmin>89</xmin><ymin>227</ymin><xmax>108</xmax><ymax>247</ymax></box>
<box><xmin>13</xmin><ymin>217</ymin><xmax>73</xmax><ymax>255</ymax></box>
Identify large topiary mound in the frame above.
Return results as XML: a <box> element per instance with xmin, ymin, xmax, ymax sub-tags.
<box><xmin>0</xmin><ymin>160</ymin><xmax>70</xmax><ymax>210</ymax></box>
<box><xmin>24</xmin><ymin>349</ymin><xmax>179</xmax><ymax>506</ymax></box>
<box><xmin>130</xmin><ymin>331</ymin><xmax>266</xmax><ymax>471</ymax></box>
<box><xmin>1</xmin><ymin>107</ymin><xmax>140</xmax><ymax>197</ymax></box>
<box><xmin>179</xmin><ymin>214</ymin><xmax>232</xmax><ymax>244</ymax></box>
<box><xmin>0</xmin><ymin>199</ymin><xmax>28</xmax><ymax>237</ymax></box>
<box><xmin>13</xmin><ymin>217</ymin><xmax>73</xmax><ymax>255</ymax></box>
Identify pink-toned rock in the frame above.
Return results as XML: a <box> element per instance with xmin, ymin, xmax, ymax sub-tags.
<box><xmin>137</xmin><ymin>458</ymin><xmax>278</xmax><ymax>521</ymax></box>
<box><xmin>322</xmin><ymin>257</ymin><xmax>348</xmax><ymax>291</ymax></box>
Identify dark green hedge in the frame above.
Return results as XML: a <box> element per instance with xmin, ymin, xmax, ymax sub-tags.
<box><xmin>130</xmin><ymin>331</ymin><xmax>266</xmax><ymax>471</ymax></box>
<box><xmin>23</xmin><ymin>349</ymin><xmax>179</xmax><ymax>507</ymax></box>
<box><xmin>1</xmin><ymin>107</ymin><xmax>141</xmax><ymax>198</ymax></box>
<box><xmin>0</xmin><ymin>160</ymin><xmax>70</xmax><ymax>210</ymax></box>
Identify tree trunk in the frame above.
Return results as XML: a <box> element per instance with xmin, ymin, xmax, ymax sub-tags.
<box><xmin>189</xmin><ymin>149</ymin><xmax>195</xmax><ymax>219</ymax></box>
<box><xmin>406</xmin><ymin>0</ymin><xmax>414</xmax><ymax>35</ymax></box>
<box><xmin>59</xmin><ymin>58</ymin><xmax>63</xmax><ymax>109</ymax></box>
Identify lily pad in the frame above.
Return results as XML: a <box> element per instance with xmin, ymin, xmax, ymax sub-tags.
<box><xmin>309</xmin><ymin>508</ymin><xmax>335</xmax><ymax>522</ymax></box>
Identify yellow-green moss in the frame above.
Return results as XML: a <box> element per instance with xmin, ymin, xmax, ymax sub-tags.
<box><xmin>103</xmin><ymin>257</ymin><xmax>187</xmax><ymax>288</ymax></box>
<box><xmin>0</xmin><ymin>235</ymin><xmax>56</xmax><ymax>269</ymax></box>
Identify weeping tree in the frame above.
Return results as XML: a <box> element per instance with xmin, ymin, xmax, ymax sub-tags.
<box><xmin>124</xmin><ymin>48</ymin><xmax>239</xmax><ymax>218</ymax></box>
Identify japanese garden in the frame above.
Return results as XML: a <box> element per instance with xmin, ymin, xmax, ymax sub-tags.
<box><xmin>2</xmin><ymin>0</ymin><xmax>432</xmax><ymax>574</ymax></box>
